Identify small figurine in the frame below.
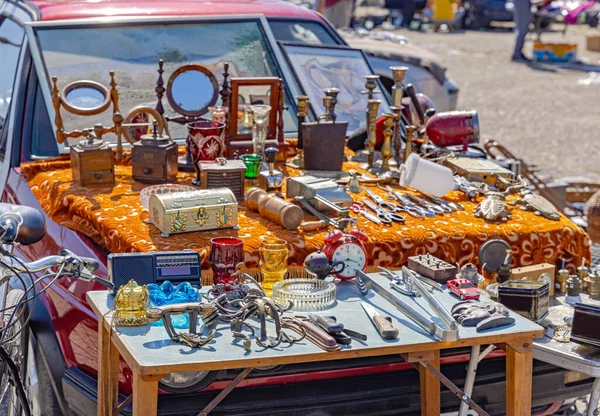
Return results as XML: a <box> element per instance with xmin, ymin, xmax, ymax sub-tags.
<box><xmin>507</xmin><ymin>177</ymin><xmax>561</xmax><ymax>221</ymax></box>
<box><xmin>451</xmin><ymin>300</ymin><xmax>515</xmax><ymax>332</ymax></box>
<box><xmin>473</xmin><ymin>186</ymin><xmax>512</xmax><ymax>222</ymax></box>
<box><xmin>447</xmin><ymin>278</ymin><xmax>480</xmax><ymax>300</ymax></box>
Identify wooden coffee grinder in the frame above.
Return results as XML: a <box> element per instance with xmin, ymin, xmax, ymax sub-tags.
<box><xmin>132</xmin><ymin>120</ymin><xmax>178</xmax><ymax>183</ymax></box>
<box><xmin>52</xmin><ymin>72</ymin><xmax>124</xmax><ymax>186</ymax></box>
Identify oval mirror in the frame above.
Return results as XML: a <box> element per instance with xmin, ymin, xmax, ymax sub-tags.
<box><xmin>60</xmin><ymin>80</ymin><xmax>111</xmax><ymax>116</ymax></box>
<box><xmin>166</xmin><ymin>65</ymin><xmax>218</xmax><ymax>117</ymax></box>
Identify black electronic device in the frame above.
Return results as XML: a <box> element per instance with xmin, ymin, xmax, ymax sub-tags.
<box><xmin>571</xmin><ymin>303</ymin><xmax>600</xmax><ymax>349</ymax></box>
<box><xmin>108</xmin><ymin>250</ymin><xmax>201</xmax><ymax>292</ymax></box>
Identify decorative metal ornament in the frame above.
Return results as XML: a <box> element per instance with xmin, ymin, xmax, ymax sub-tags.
<box><xmin>216</xmin><ymin>204</ymin><xmax>233</xmax><ymax>227</ymax></box>
<box><xmin>113</xmin><ymin>280</ymin><xmax>150</xmax><ymax>326</ymax></box>
<box><xmin>170</xmin><ymin>210</ymin><xmax>187</xmax><ymax>233</ymax></box>
<box><xmin>509</xmin><ymin>178</ymin><xmax>561</xmax><ymax>221</ymax></box>
<box><xmin>192</xmin><ymin>207</ymin><xmax>209</xmax><ymax>226</ymax></box>
<box><xmin>473</xmin><ymin>186</ymin><xmax>512</xmax><ymax>222</ymax></box>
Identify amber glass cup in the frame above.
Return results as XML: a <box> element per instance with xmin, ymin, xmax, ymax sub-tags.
<box><xmin>259</xmin><ymin>237</ymin><xmax>288</xmax><ymax>297</ymax></box>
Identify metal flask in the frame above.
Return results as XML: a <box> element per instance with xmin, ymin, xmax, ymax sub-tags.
<box><xmin>302</xmin><ymin>119</ymin><xmax>348</xmax><ymax>172</ymax></box>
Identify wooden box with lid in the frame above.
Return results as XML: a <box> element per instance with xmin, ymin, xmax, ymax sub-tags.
<box><xmin>198</xmin><ymin>158</ymin><xmax>246</xmax><ymax>201</ymax></box>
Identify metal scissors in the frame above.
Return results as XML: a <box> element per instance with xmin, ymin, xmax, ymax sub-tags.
<box><xmin>404</xmin><ymin>194</ymin><xmax>445</xmax><ymax>215</ymax></box>
<box><xmin>378</xmin><ymin>186</ymin><xmax>427</xmax><ymax>218</ymax></box>
<box><xmin>351</xmin><ymin>201</ymin><xmax>383</xmax><ymax>225</ymax></box>
<box><xmin>424</xmin><ymin>194</ymin><xmax>465</xmax><ymax>211</ymax></box>
<box><xmin>384</xmin><ymin>187</ymin><xmax>435</xmax><ymax>218</ymax></box>
<box><xmin>364</xmin><ymin>188</ymin><xmax>399</xmax><ymax>212</ymax></box>
<box><xmin>362</xmin><ymin>200</ymin><xmax>405</xmax><ymax>224</ymax></box>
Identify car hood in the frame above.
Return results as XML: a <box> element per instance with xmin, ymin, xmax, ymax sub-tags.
<box><xmin>344</xmin><ymin>36</ymin><xmax>447</xmax><ymax>84</ymax></box>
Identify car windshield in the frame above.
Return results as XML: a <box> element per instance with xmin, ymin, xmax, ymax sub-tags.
<box><xmin>34</xmin><ymin>20</ymin><xmax>298</xmax><ymax>147</ymax></box>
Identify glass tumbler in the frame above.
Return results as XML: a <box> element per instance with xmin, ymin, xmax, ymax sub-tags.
<box><xmin>187</xmin><ymin>120</ymin><xmax>226</xmax><ymax>185</ymax></box>
<box><xmin>208</xmin><ymin>106</ymin><xmax>229</xmax><ymax>125</ymax></box>
<box><xmin>250</xmin><ymin>105</ymin><xmax>271</xmax><ymax>156</ymax></box>
<box><xmin>240</xmin><ymin>154</ymin><xmax>263</xmax><ymax>179</ymax></box>
<box><xmin>259</xmin><ymin>237</ymin><xmax>288</xmax><ymax>297</ymax></box>
<box><xmin>209</xmin><ymin>237</ymin><xmax>244</xmax><ymax>288</ymax></box>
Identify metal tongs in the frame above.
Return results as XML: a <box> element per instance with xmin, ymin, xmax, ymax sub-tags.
<box><xmin>378</xmin><ymin>266</ymin><xmax>419</xmax><ymax>297</ymax></box>
<box><xmin>357</xmin><ymin>267</ymin><xmax>459</xmax><ymax>342</ymax></box>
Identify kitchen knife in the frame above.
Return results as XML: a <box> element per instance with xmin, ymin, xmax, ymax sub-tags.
<box><xmin>360</xmin><ymin>301</ymin><xmax>399</xmax><ymax>340</ymax></box>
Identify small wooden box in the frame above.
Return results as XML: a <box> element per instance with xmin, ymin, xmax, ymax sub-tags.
<box><xmin>70</xmin><ymin>144</ymin><xmax>115</xmax><ymax>186</ymax></box>
<box><xmin>149</xmin><ymin>188</ymin><xmax>238</xmax><ymax>237</ymax></box>
<box><xmin>510</xmin><ymin>263</ymin><xmax>555</xmax><ymax>296</ymax></box>
<box><xmin>132</xmin><ymin>140</ymin><xmax>178</xmax><ymax>183</ymax></box>
<box><xmin>198</xmin><ymin>159</ymin><xmax>247</xmax><ymax>201</ymax></box>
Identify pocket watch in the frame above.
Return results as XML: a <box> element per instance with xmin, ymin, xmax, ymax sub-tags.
<box><xmin>321</xmin><ymin>229</ymin><xmax>369</xmax><ymax>280</ymax></box>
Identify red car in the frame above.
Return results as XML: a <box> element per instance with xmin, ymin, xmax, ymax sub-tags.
<box><xmin>0</xmin><ymin>0</ymin><xmax>591</xmax><ymax>415</ymax></box>
<box><xmin>447</xmin><ymin>279</ymin><xmax>481</xmax><ymax>300</ymax></box>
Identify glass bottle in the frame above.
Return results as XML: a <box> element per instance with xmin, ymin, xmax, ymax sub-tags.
<box><xmin>250</xmin><ymin>104</ymin><xmax>271</xmax><ymax>156</ymax></box>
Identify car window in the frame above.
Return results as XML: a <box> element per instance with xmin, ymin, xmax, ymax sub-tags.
<box><xmin>268</xmin><ymin>20</ymin><xmax>338</xmax><ymax>46</ymax></box>
<box><xmin>0</xmin><ymin>16</ymin><xmax>25</xmax><ymax>160</ymax></box>
<box><xmin>30</xmin><ymin>84</ymin><xmax>59</xmax><ymax>158</ymax></box>
<box><xmin>459</xmin><ymin>283</ymin><xmax>473</xmax><ymax>289</ymax></box>
<box><xmin>34</xmin><ymin>21</ymin><xmax>298</xmax><ymax>146</ymax></box>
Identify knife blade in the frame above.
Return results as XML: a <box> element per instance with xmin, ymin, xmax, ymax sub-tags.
<box><xmin>360</xmin><ymin>301</ymin><xmax>399</xmax><ymax>340</ymax></box>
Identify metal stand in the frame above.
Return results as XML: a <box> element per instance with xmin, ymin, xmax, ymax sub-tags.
<box><xmin>458</xmin><ymin>345</ymin><xmax>497</xmax><ymax>416</ymax></box>
<box><xmin>588</xmin><ymin>377</ymin><xmax>600</xmax><ymax>416</ymax></box>
<box><xmin>197</xmin><ymin>367</ymin><xmax>254</xmax><ymax>416</ymax></box>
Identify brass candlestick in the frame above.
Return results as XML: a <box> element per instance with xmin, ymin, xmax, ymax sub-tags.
<box><xmin>362</xmin><ymin>75</ymin><xmax>380</xmax><ymax>100</ymax></box>
<box><xmin>380</xmin><ymin>113</ymin><xmax>395</xmax><ymax>171</ymax></box>
<box><xmin>390</xmin><ymin>66</ymin><xmax>408</xmax><ymax>107</ymax></box>
<box><xmin>404</xmin><ymin>125</ymin><xmax>415</xmax><ymax>163</ymax></box>
<box><xmin>365</xmin><ymin>99</ymin><xmax>381</xmax><ymax>169</ymax></box>
<box><xmin>289</xmin><ymin>95</ymin><xmax>309</xmax><ymax>169</ymax></box>
<box><xmin>323</xmin><ymin>88</ymin><xmax>340</xmax><ymax>122</ymax></box>
<box><xmin>390</xmin><ymin>105</ymin><xmax>403</xmax><ymax>166</ymax></box>
<box><xmin>320</xmin><ymin>96</ymin><xmax>334</xmax><ymax>122</ymax></box>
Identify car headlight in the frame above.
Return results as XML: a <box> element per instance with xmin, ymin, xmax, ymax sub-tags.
<box><xmin>159</xmin><ymin>371</ymin><xmax>211</xmax><ymax>392</ymax></box>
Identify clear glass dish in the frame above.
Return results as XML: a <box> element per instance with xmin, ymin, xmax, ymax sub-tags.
<box><xmin>272</xmin><ymin>279</ymin><xmax>336</xmax><ymax>311</ymax></box>
<box><xmin>139</xmin><ymin>184</ymin><xmax>196</xmax><ymax>211</ymax></box>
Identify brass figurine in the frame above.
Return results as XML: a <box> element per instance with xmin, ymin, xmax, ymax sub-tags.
<box><xmin>113</xmin><ymin>280</ymin><xmax>150</xmax><ymax>327</ymax></box>
<box><xmin>473</xmin><ymin>186</ymin><xmax>513</xmax><ymax>222</ymax></box>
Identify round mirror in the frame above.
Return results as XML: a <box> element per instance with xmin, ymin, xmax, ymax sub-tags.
<box><xmin>60</xmin><ymin>80</ymin><xmax>111</xmax><ymax>116</ymax></box>
<box><xmin>166</xmin><ymin>65</ymin><xmax>218</xmax><ymax>117</ymax></box>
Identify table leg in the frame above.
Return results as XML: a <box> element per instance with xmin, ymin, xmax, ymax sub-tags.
<box><xmin>419</xmin><ymin>350</ymin><xmax>440</xmax><ymax>416</ymax></box>
<box><xmin>505</xmin><ymin>341</ymin><xmax>533</xmax><ymax>416</ymax></box>
<box><xmin>132</xmin><ymin>372</ymin><xmax>160</xmax><ymax>416</ymax></box>
<box><xmin>587</xmin><ymin>377</ymin><xmax>600</xmax><ymax>416</ymax></box>
<box><xmin>98</xmin><ymin>319</ymin><xmax>119</xmax><ymax>416</ymax></box>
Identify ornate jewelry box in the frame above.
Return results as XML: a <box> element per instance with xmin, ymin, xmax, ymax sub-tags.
<box><xmin>148</xmin><ymin>188</ymin><xmax>238</xmax><ymax>237</ymax></box>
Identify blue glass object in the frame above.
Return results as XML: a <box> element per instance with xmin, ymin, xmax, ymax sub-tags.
<box><xmin>148</xmin><ymin>281</ymin><xmax>200</xmax><ymax>329</ymax></box>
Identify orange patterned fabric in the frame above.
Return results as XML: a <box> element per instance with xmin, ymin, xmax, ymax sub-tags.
<box><xmin>22</xmin><ymin>152</ymin><xmax>591</xmax><ymax>275</ymax></box>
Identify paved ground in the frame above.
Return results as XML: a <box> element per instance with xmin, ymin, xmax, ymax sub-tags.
<box><xmin>401</xmin><ymin>25</ymin><xmax>600</xmax><ymax>182</ymax></box>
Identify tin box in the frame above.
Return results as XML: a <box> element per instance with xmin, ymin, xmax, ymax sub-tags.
<box><xmin>497</xmin><ymin>280</ymin><xmax>549</xmax><ymax>322</ymax></box>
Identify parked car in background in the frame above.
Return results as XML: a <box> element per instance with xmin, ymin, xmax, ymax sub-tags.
<box><xmin>461</xmin><ymin>0</ymin><xmax>514</xmax><ymax>29</ymax></box>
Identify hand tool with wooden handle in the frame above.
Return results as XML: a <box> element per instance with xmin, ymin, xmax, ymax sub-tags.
<box><xmin>360</xmin><ymin>301</ymin><xmax>399</xmax><ymax>340</ymax></box>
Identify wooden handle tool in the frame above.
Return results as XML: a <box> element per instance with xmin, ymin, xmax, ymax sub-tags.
<box><xmin>299</xmin><ymin>220</ymin><xmax>328</xmax><ymax>231</ymax></box>
<box><xmin>372</xmin><ymin>315</ymin><xmax>399</xmax><ymax>340</ymax></box>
